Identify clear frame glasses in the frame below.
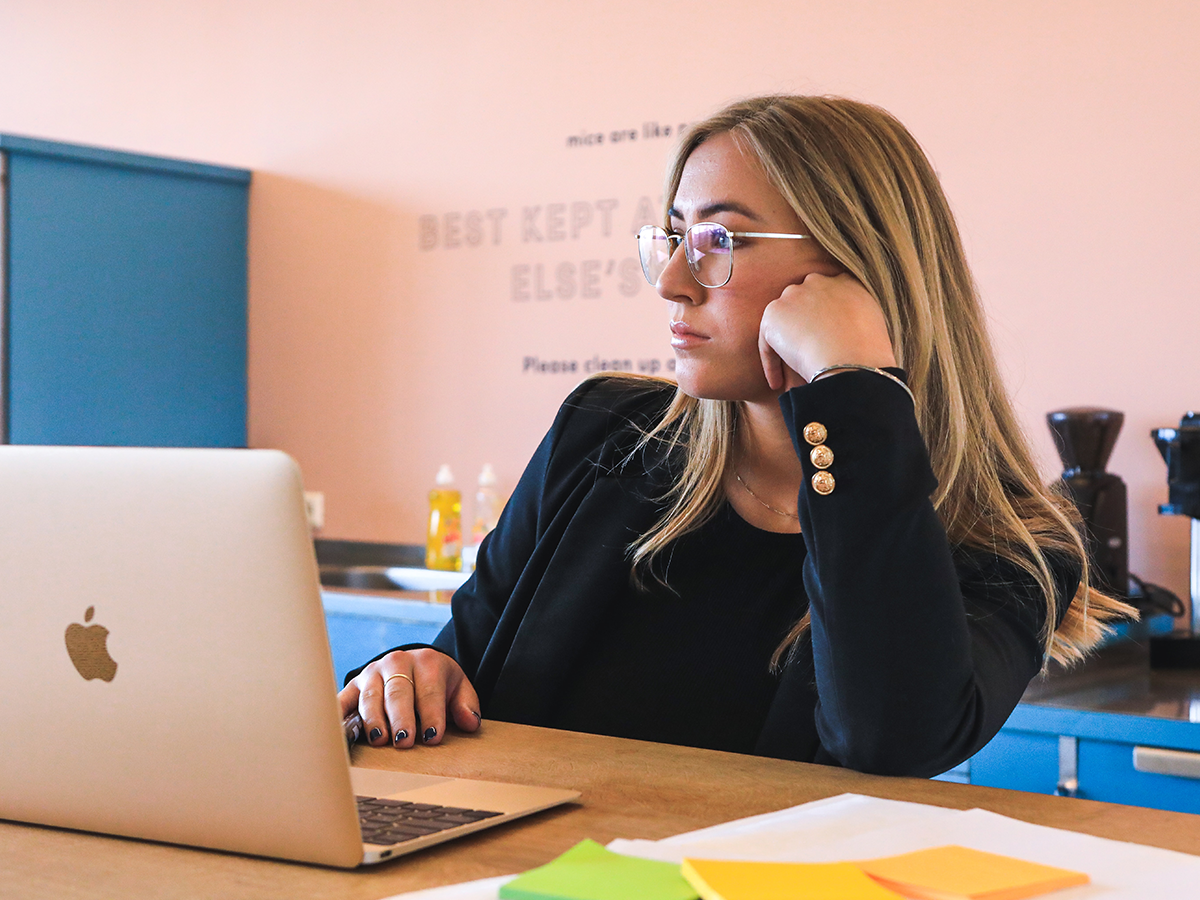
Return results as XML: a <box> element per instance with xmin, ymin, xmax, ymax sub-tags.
<box><xmin>636</xmin><ymin>222</ymin><xmax>810</xmax><ymax>289</ymax></box>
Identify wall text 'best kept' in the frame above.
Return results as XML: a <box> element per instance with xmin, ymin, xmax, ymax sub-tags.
<box><xmin>418</xmin><ymin>197</ymin><xmax>659</xmax><ymax>249</ymax></box>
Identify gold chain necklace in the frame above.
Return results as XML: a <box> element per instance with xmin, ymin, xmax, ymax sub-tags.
<box><xmin>733</xmin><ymin>471</ymin><xmax>800</xmax><ymax>521</ymax></box>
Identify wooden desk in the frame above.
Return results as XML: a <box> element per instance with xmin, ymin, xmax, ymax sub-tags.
<box><xmin>3</xmin><ymin>721</ymin><xmax>1200</xmax><ymax>899</ymax></box>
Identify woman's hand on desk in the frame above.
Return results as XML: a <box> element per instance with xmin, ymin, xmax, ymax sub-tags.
<box><xmin>338</xmin><ymin>649</ymin><xmax>482</xmax><ymax>749</ymax></box>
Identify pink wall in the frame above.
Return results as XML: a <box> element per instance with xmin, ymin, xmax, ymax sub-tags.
<box><xmin>1</xmin><ymin>1</ymin><xmax>1198</xmax><ymax>599</ymax></box>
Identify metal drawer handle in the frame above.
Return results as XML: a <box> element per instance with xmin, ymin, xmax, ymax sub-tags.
<box><xmin>1133</xmin><ymin>746</ymin><xmax>1200</xmax><ymax>780</ymax></box>
<box><xmin>1056</xmin><ymin>736</ymin><xmax>1078</xmax><ymax>797</ymax></box>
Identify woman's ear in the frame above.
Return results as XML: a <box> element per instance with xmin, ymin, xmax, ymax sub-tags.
<box><xmin>799</xmin><ymin>226</ymin><xmax>846</xmax><ymax>279</ymax></box>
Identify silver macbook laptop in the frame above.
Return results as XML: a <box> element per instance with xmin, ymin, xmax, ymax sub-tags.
<box><xmin>0</xmin><ymin>445</ymin><xmax>578</xmax><ymax>867</ymax></box>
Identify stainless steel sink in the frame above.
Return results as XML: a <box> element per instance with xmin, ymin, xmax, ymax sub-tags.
<box><xmin>315</xmin><ymin>539</ymin><xmax>469</xmax><ymax>595</ymax></box>
<box><xmin>319</xmin><ymin>564</ymin><xmax>469</xmax><ymax>592</ymax></box>
<box><xmin>319</xmin><ymin>565</ymin><xmax>395</xmax><ymax>591</ymax></box>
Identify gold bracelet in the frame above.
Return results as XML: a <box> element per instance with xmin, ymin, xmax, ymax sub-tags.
<box><xmin>808</xmin><ymin>364</ymin><xmax>915</xmax><ymax>406</ymax></box>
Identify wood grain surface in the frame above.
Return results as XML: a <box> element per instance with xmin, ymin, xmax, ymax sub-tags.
<box><xmin>2</xmin><ymin>720</ymin><xmax>1199</xmax><ymax>899</ymax></box>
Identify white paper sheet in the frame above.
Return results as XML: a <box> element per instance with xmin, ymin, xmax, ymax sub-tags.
<box><xmin>383</xmin><ymin>793</ymin><xmax>1200</xmax><ymax>900</ymax></box>
<box><xmin>609</xmin><ymin>794</ymin><xmax>1200</xmax><ymax>899</ymax></box>
<box><xmin>821</xmin><ymin>807</ymin><xmax>1200</xmax><ymax>898</ymax></box>
<box><xmin>607</xmin><ymin>793</ymin><xmax>957</xmax><ymax>862</ymax></box>
<box><xmin>381</xmin><ymin>874</ymin><xmax>513</xmax><ymax>900</ymax></box>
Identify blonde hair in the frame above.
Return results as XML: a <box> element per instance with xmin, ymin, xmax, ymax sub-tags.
<box><xmin>627</xmin><ymin>95</ymin><xmax>1133</xmax><ymax>668</ymax></box>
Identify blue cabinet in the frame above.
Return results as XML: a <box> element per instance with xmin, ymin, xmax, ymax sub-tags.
<box><xmin>959</xmin><ymin>641</ymin><xmax>1200</xmax><ymax>814</ymax></box>
<box><xmin>0</xmin><ymin>135</ymin><xmax>250</xmax><ymax>446</ymax></box>
<box><xmin>969</xmin><ymin>729</ymin><xmax>1061</xmax><ymax>795</ymax></box>
<box><xmin>322</xmin><ymin>591</ymin><xmax>453</xmax><ymax>687</ymax></box>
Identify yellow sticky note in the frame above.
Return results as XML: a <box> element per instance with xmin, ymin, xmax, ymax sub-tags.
<box><xmin>857</xmin><ymin>845</ymin><xmax>1090</xmax><ymax>900</ymax></box>
<box><xmin>681</xmin><ymin>858</ymin><xmax>906</xmax><ymax>900</ymax></box>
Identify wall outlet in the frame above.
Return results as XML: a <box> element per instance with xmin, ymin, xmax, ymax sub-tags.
<box><xmin>303</xmin><ymin>491</ymin><xmax>325</xmax><ymax>531</ymax></box>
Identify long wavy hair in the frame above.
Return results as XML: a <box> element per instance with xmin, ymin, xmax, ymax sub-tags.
<box><xmin>626</xmin><ymin>94</ymin><xmax>1133</xmax><ymax>668</ymax></box>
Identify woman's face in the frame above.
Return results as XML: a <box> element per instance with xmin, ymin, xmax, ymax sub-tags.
<box><xmin>659</xmin><ymin>132</ymin><xmax>841</xmax><ymax>402</ymax></box>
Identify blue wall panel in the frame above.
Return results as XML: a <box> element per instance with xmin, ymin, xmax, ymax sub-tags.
<box><xmin>5</xmin><ymin>143</ymin><xmax>248</xmax><ymax>446</ymax></box>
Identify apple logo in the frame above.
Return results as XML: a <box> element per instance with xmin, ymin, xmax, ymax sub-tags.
<box><xmin>65</xmin><ymin>606</ymin><xmax>118</xmax><ymax>682</ymax></box>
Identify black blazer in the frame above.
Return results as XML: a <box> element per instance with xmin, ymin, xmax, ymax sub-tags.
<box><xmin>369</xmin><ymin>373</ymin><xmax>1079</xmax><ymax>777</ymax></box>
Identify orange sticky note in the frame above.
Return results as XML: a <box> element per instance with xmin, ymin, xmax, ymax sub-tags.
<box><xmin>857</xmin><ymin>845</ymin><xmax>1089</xmax><ymax>900</ymax></box>
<box><xmin>681</xmin><ymin>857</ymin><xmax>906</xmax><ymax>900</ymax></box>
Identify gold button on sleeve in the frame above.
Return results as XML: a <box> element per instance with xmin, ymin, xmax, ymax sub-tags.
<box><xmin>811</xmin><ymin>471</ymin><xmax>836</xmax><ymax>495</ymax></box>
<box><xmin>803</xmin><ymin>422</ymin><xmax>827</xmax><ymax>445</ymax></box>
<box><xmin>810</xmin><ymin>444</ymin><xmax>834</xmax><ymax>469</ymax></box>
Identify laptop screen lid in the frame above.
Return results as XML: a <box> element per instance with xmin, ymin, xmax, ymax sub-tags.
<box><xmin>0</xmin><ymin>446</ymin><xmax>364</xmax><ymax>867</ymax></box>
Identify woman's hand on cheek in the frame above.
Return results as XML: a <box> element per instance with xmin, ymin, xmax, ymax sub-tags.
<box><xmin>758</xmin><ymin>273</ymin><xmax>898</xmax><ymax>391</ymax></box>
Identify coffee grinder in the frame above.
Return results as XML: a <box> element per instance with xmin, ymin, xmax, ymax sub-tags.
<box><xmin>1149</xmin><ymin>412</ymin><xmax>1200</xmax><ymax>668</ymax></box>
<box><xmin>1047</xmin><ymin>408</ymin><xmax>1128</xmax><ymax>596</ymax></box>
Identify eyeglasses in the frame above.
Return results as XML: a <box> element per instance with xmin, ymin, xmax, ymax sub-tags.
<box><xmin>636</xmin><ymin>222</ymin><xmax>810</xmax><ymax>289</ymax></box>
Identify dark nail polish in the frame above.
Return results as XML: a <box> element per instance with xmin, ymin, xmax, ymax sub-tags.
<box><xmin>394</xmin><ymin>729</ymin><xmax>408</xmax><ymax>744</ymax></box>
<box><xmin>423</xmin><ymin>726</ymin><xmax>437</xmax><ymax>742</ymax></box>
<box><xmin>368</xmin><ymin>727</ymin><xmax>382</xmax><ymax>741</ymax></box>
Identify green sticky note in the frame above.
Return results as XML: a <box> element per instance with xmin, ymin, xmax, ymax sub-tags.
<box><xmin>499</xmin><ymin>839</ymin><xmax>699</xmax><ymax>900</ymax></box>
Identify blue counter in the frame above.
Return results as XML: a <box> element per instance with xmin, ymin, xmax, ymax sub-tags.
<box><xmin>322</xmin><ymin>591</ymin><xmax>453</xmax><ymax>686</ymax></box>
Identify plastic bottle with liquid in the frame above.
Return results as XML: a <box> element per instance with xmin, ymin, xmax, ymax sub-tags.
<box><xmin>463</xmin><ymin>463</ymin><xmax>503</xmax><ymax>572</ymax></box>
<box><xmin>425</xmin><ymin>464</ymin><xmax>462</xmax><ymax>571</ymax></box>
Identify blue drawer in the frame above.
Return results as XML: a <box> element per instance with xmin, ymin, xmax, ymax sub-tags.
<box><xmin>1077</xmin><ymin>740</ymin><xmax>1200</xmax><ymax>813</ymax></box>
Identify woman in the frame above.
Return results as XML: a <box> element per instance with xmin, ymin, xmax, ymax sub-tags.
<box><xmin>340</xmin><ymin>95</ymin><xmax>1132</xmax><ymax>776</ymax></box>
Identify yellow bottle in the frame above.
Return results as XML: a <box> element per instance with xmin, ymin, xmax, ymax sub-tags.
<box><xmin>425</xmin><ymin>464</ymin><xmax>462</xmax><ymax>571</ymax></box>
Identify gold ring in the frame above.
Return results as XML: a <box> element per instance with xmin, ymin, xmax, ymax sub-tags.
<box><xmin>383</xmin><ymin>672</ymin><xmax>414</xmax><ymax>689</ymax></box>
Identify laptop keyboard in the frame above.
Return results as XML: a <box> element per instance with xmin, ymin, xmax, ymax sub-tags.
<box><xmin>356</xmin><ymin>795</ymin><xmax>503</xmax><ymax>845</ymax></box>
